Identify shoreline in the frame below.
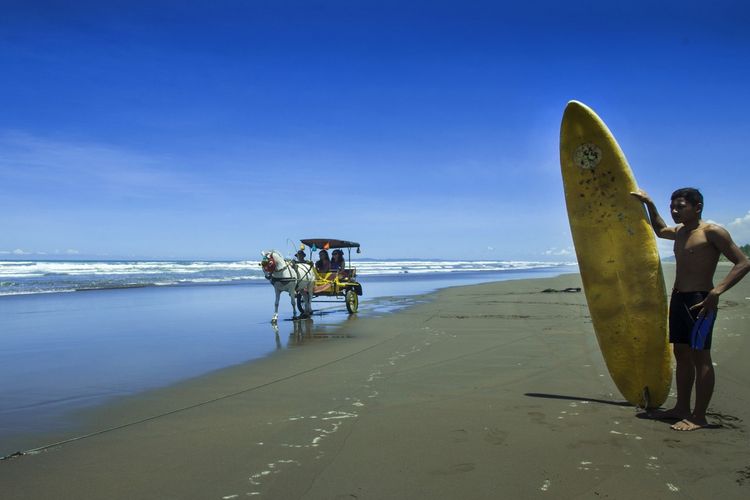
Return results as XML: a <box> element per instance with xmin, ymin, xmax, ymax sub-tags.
<box><xmin>3</xmin><ymin>267</ymin><xmax>750</xmax><ymax>498</ymax></box>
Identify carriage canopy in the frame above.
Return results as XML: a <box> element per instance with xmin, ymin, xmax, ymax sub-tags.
<box><xmin>300</xmin><ymin>239</ymin><xmax>361</xmax><ymax>252</ymax></box>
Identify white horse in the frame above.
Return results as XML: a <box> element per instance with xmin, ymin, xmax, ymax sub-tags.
<box><xmin>261</xmin><ymin>250</ymin><xmax>315</xmax><ymax>323</ymax></box>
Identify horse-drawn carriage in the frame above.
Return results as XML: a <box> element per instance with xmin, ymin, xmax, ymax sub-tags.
<box><xmin>261</xmin><ymin>238</ymin><xmax>363</xmax><ymax>323</ymax></box>
<box><xmin>298</xmin><ymin>238</ymin><xmax>362</xmax><ymax>314</ymax></box>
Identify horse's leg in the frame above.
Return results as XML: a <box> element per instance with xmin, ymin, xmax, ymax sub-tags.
<box><xmin>292</xmin><ymin>291</ymin><xmax>300</xmax><ymax>318</ymax></box>
<box><xmin>272</xmin><ymin>287</ymin><xmax>281</xmax><ymax>324</ymax></box>
<box><xmin>295</xmin><ymin>291</ymin><xmax>305</xmax><ymax>319</ymax></box>
<box><xmin>300</xmin><ymin>290</ymin><xmax>310</xmax><ymax>319</ymax></box>
<box><xmin>305</xmin><ymin>281</ymin><xmax>314</xmax><ymax>317</ymax></box>
<box><xmin>289</xmin><ymin>288</ymin><xmax>298</xmax><ymax>320</ymax></box>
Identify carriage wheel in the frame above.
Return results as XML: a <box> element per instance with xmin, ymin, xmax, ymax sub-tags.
<box><xmin>345</xmin><ymin>289</ymin><xmax>359</xmax><ymax>314</ymax></box>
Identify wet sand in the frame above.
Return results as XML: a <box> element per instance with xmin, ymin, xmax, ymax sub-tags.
<box><xmin>2</xmin><ymin>265</ymin><xmax>749</xmax><ymax>499</ymax></box>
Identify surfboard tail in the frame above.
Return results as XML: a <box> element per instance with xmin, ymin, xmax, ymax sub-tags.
<box><xmin>640</xmin><ymin>386</ymin><xmax>651</xmax><ymax>410</ymax></box>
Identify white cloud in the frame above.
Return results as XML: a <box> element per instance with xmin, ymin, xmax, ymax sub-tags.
<box><xmin>544</xmin><ymin>247</ymin><xmax>573</xmax><ymax>256</ymax></box>
<box><xmin>53</xmin><ymin>249</ymin><xmax>81</xmax><ymax>255</ymax></box>
<box><xmin>728</xmin><ymin>210</ymin><xmax>750</xmax><ymax>245</ymax></box>
<box><xmin>0</xmin><ymin>248</ymin><xmax>81</xmax><ymax>257</ymax></box>
<box><xmin>729</xmin><ymin>211</ymin><xmax>750</xmax><ymax>226</ymax></box>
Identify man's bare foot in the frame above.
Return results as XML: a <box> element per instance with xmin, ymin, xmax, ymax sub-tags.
<box><xmin>644</xmin><ymin>408</ymin><xmax>689</xmax><ymax>421</ymax></box>
<box><xmin>671</xmin><ymin>418</ymin><xmax>708</xmax><ymax>431</ymax></box>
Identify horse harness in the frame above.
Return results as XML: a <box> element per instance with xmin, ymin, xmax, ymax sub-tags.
<box><xmin>266</xmin><ymin>258</ymin><xmax>314</xmax><ymax>292</ymax></box>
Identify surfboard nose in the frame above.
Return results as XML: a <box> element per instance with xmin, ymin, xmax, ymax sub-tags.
<box><xmin>564</xmin><ymin>100</ymin><xmax>595</xmax><ymax>117</ymax></box>
<box><xmin>561</xmin><ymin>101</ymin><xmax>594</xmax><ymax>144</ymax></box>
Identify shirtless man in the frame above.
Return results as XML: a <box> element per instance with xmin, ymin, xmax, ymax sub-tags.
<box><xmin>632</xmin><ymin>188</ymin><xmax>749</xmax><ymax>431</ymax></box>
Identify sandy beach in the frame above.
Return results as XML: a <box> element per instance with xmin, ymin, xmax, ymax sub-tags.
<box><xmin>2</xmin><ymin>265</ymin><xmax>749</xmax><ymax>499</ymax></box>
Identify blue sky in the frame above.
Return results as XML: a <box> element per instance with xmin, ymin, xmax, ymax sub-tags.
<box><xmin>1</xmin><ymin>0</ymin><xmax>749</xmax><ymax>260</ymax></box>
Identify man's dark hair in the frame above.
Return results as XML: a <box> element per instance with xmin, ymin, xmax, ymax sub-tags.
<box><xmin>671</xmin><ymin>187</ymin><xmax>704</xmax><ymax>212</ymax></box>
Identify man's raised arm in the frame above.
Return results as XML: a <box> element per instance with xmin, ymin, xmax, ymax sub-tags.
<box><xmin>631</xmin><ymin>189</ymin><xmax>676</xmax><ymax>240</ymax></box>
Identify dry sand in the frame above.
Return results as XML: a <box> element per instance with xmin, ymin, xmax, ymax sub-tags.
<box><xmin>2</xmin><ymin>265</ymin><xmax>749</xmax><ymax>499</ymax></box>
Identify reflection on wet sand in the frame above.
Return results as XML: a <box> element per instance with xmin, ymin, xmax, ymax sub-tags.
<box><xmin>268</xmin><ymin>294</ymin><xmax>424</xmax><ymax>350</ymax></box>
<box><xmin>270</xmin><ymin>314</ymin><xmax>357</xmax><ymax>348</ymax></box>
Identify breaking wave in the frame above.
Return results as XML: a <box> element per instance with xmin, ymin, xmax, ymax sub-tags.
<box><xmin>0</xmin><ymin>259</ymin><xmax>575</xmax><ymax>296</ymax></box>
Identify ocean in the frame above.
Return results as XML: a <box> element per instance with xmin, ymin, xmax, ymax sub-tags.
<box><xmin>0</xmin><ymin>258</ymin><xmax>573</xmax><ymax>296</ymax></box>
<box><xmin>0</xmin><ymin>259</ymin><xmax>576</xmax><ymax>456</ymax></box>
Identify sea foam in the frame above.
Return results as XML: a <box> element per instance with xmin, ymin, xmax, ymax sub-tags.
<box><xmin>0</xmin><ymin>259</ymin><xmax>574</xmax><ymax>296</ymax></box>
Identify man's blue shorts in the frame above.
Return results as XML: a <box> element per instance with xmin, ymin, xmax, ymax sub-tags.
<box><xmin>669</xmin><ymin>291</ymin><xmax>716</xmax><ymax>350</ymax></box>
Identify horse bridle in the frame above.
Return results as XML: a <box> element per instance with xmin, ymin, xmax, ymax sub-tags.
<box><xmin>264</xmin><ymin>254</ymin><xmax>296</xmax><ymax>283</ymax></box>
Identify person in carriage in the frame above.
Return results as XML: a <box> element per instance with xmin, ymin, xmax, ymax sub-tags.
<box><xmin>330</xmin><ymin>249</ymin><xmax>345</xmax><ymax>272</ymax></box>
<box><xmin>315</xmin><ymin>250</ymin><xmax>331</xmax><ymax>273</ymax></box>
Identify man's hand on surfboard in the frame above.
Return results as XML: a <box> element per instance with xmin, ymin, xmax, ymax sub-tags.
<box><xmin>630</xmin><ymin>189</ymin><xmax>652</xmax><ymax>205</ymax></box>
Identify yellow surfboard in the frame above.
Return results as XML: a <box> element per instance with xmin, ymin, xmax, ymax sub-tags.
<box><xmin>559</xmin><ymin>100</ymin><xmax>671</xmax><ymax>408</ymax></box>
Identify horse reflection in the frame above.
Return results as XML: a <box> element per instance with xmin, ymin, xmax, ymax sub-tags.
<box><xmin>270</xmin><ymin>315</ymin><xmax>357</xmax><ymax>348</ymax></box>
<box><xmin>290</xmin><ymin>318</ymin><xmax>314</xmax><ymax>344</ymax></box>
<box><xmin>271</xmin><ymin>323</ymin><xmax>282</xmax><ymax>349</ymax></box>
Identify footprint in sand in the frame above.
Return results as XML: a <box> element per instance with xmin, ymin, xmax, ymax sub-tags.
<box><xmin>484</xmin><ymin>427</ymin><xmax>508</xmax><ymax>446</ymax></box>
<box><xmin>706</xmin><ymin>411</ymin><xmax>743</xmax><ymax>430</ymax></box>
<box><xmin>431</xmin><ymin>463</ymin><xmax>476</xmax><ymax>475</ymax></box>
<box><xmin>735</xmin><ymin>465</ymin><xmax>750</xmax><ymax>486</ymax></box>
<box><xmin>662</xmin><ymin>438</ymin><xmax>682</xmax><ymax>449</ymax></box>
<box><xmin>528</xmin><ymin>411</ymin><xmax>546</xmax><ymax>424</ymax></box>
<box><xmin>450</xmin><ymin>429</ymin><xmax>469</xmax><ymax>443</ymax></box>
